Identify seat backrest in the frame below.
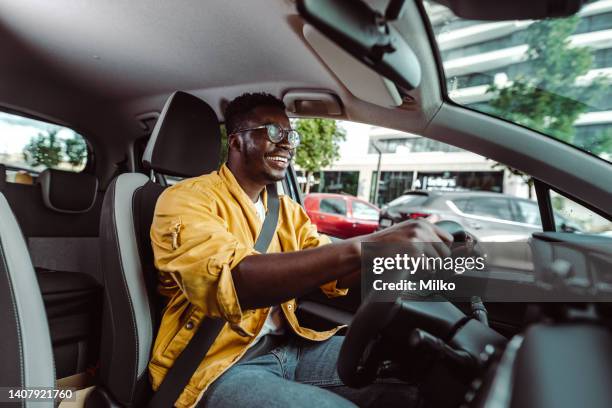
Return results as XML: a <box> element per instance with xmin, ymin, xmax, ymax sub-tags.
<box><xmin>92</xmin><ymin>91</ymin><xmax>221</xmax><ymax>407</ymax></box>
<box><xmin>0</xmin><ymin>192</ymin><xmax>55</xmax><ymax>407</ymax></box>
<box><xmin>0</xmin><ymin>163</ymin><xmax>6</xmax><ymax>191</ymax></box>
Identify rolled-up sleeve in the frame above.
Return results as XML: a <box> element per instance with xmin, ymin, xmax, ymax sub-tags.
<box><xmin>291</xmin><ymin>201</ymin><xmax>348</xmax><ymax>298</ymax></box>
<box><xmin>151</xmin><ymin>187</ymin><xmax>258</xmax><ymax>331</ymax></box>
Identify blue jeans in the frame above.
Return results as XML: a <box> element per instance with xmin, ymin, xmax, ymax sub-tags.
<box><xmin>200</xmin><ymin>335</ymin><xmax>421</xmax><ymax>408</ymax></box>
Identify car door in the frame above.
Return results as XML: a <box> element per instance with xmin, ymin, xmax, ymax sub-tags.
<box><xmin>349</xmin><ymin>199</ymin><xmax>379</xmax><ymax>236</ymax></box>
<box><xmin>461</xmin><ymin>197</ymin><xmax>530</xmax><ymax>240</ymax></box>
<box><xmin>317</xmin><ymin>196</ymin><xmax>351</xmax><ymax>238</ymax></box>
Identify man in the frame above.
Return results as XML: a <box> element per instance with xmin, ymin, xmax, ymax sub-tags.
<box><xmin>148</xmin><ymin>93</ymin><xmax>452</xmax><ymax>407</ymax></box>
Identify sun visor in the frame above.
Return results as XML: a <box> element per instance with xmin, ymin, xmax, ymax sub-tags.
<box><xmin>283</xmin><ymin>90</ymin><xmax>343</xmax><ymax>116</ymax></box>
<box><xmin>303</xmin><ymin>25</ymin><xmax>402</xmax><ymax>108</ymax></box>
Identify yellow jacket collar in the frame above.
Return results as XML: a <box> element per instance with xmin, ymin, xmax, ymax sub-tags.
<box><xmin>219</xmin><ymin>163</ymin><xmax>269</xmax><ymax>211</ymax></box>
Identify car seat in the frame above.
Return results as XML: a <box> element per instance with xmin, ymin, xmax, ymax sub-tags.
<box><xmin>0</xmin><ymin>191</ymin><xmax>56</xmax><ymax>407</ymax></box>
<box><xmin>86</xmin><ymin>91</ymin><xmax>221</xmax><ymax>407</ymax></box>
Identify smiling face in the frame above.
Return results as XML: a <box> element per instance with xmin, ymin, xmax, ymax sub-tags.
<box><xmin>228</xmin><ymin>105</ymin><xmax>295</xmax><ymax>186</ymax></box>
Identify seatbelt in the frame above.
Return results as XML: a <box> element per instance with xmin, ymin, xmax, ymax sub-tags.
<box><xmin>148</xmin><ymin>184</ymin><xmax>280</xmax><ymax>408</ymax></box>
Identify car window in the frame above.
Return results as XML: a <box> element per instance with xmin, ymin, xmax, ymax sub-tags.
<box><xmin>514</xmin><ymin>200</ymin><xmax>542</xmax><ymax>225</ymax></box>
<box><xmin>0</xmin><ymin>110</ymin><xmax>88</xmax><ymax>179</ymax></box>
<box><xmin>551</xmin><ymin>190</ymin><xmax>612</xmax><ymax>234</ymax></box>
<box><xmin>291</xmin><ymin>117</ymin><xmax>551</xmax><ymax>242</ymax></box>
<box><xmin>319</xmin><ymin>198</ymin><xmax>347</xmax><ymax>215</ymax></box>
<box><xmin>423</xmin><ymin>1</ymin><xmax>612</xmax><ymax>164</ymax></box>
<box><xmin>352</xmin><ymin>201</ymin><xmax>379</xmax><ymax>221</ymax></box>
<box><xmin>465</xmin><ymin>198</ymin><xmax>514</xmax><ymax>221</ymax></box>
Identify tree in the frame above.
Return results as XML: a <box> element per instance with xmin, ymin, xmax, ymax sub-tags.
<box><xmin>64</xmin><ymin>134</ymin><xmax>88</xmax><ymax>168</ymax></box>
<box><xmin>294</xmin><ymin>118</ymin><xmax>346</xmax><ymax>193</ymax></box>
<box><xmin>219</xmin><ymin>125</ymin><xmax>228</xmax><ymax>166</ymax></box>
<box><xmin>23</xmin><ymin>129</ymin><xmax>63</xmax><ymax>169</ymax></box>
<box><xmin>486</xmin><ymin>16</ymin><xmax>611</xmax><ymax>197</ymax></box>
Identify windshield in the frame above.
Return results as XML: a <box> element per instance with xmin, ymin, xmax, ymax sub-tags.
<box><xmin>423</xmin><ymin>0</ymin><xmax>612</xmax><ymax>163</ymax></box>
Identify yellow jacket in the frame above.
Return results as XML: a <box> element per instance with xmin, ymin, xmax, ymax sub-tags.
<box><xmin>148</xmin><ymin>164</ymin><xmax>347</xmax><ymax>407</ymax></box>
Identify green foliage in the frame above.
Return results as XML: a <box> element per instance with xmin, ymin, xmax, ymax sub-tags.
<box><xmin>294</xmin><ymin>118</ymin><xmax>346</xmax><ymax>193</ymax></box>
<box><xmin>22</xmin><ymin>130</ymin><xmax>88</xmax><ymax>170</ymax></box>
<box><xmin>488</xmin><ymin>16</ymin><xmax>610</xmax><ymax>150</ymax></box>
<box><xmin>219</xmin><ymin>125</ymin><xmax>228</xmax><ymax>167</ymax></box>
<box><xmin>294</xmin><ymin>118</ymin><xmax>346</xmax><ymax>172</ymax></box>
<box><xmin>23</xmin><ymin>130</ymin><xmax>63</xmax><ymax>168</ymax></box>
<box><xmin>577</xmin><ymin>126</ymin><xmax>612</xmax><ymax>156</ymax></box>
<box><xmin>64</xmin><ymin>135</ymin><xmax>88</xmax><ymax>168</ymax></box>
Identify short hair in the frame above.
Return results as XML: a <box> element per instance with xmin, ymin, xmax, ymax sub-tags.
<box><xmin>224</xmin><ymin>92</ymin><xmax>286</xmax><ymax>136</ymax></box>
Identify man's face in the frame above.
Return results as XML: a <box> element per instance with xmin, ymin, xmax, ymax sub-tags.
<box><xmin>233</xmin><ymin>105</ymin><xmax>295</xmax><ymax>183</ymax></box>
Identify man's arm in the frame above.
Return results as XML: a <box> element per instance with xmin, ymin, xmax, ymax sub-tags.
<box><xmin>232</xmin><ymin>220</ymin><xmax>453</xmax><ymax>310</ymax></box>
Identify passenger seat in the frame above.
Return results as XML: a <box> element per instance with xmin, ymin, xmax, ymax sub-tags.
<box><xmin>87</xmin><ymin>91</ymin><xmax>221</xmax><ymax>407</ymax></box>
<box><xmin>0</xmin><ymin>191</ymin><xmax>55</xmax><ymax>407</ymax></box>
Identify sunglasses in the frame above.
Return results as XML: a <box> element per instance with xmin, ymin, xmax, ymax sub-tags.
<box><xmin>232</xmin><ymin>123</ymin><xmax>300</xmax><ymax>149</ymax></box>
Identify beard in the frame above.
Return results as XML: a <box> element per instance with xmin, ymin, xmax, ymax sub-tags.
<box><xmin>242</xmin><ymin>144</ymin><xmax>287</xmax><ymax>184</ymax></box>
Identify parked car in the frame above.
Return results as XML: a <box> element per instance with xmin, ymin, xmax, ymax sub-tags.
<box><xmin>378</xmin><ymin>190</ymin><xmax>582</xmax><ymax>241</ymax></box>
<box><xmin>304</xmin><ymin>193</ymin><xmax>380</xmax><ymax>238</ymax></box>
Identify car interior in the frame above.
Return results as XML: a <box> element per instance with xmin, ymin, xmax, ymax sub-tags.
<box><xmin>0</xmin><ymin>0</ymin><xmax>611</xmax><ymax>407</ymax></box>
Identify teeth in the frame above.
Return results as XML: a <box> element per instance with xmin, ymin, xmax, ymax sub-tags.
<box><xmin>267</xmin><ymin>156</ymin><xmax>288</xmax><ymax>163</ymax></box>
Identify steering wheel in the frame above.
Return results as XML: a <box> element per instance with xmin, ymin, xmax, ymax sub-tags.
<box><xmin>337</xmin><ymin>220</ymin><xmax>475</xmax><ymax>388</ymax></box>
<box><xmin>436</xmin><ymin>220</ymin><xmax>470</xmax><ymax>243</ymax></box>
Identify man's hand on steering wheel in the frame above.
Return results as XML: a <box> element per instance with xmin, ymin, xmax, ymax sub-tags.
<box><xmin>354</xmin><ymin>218</ymin><xmax>454</xmax><ymax>259</ymax></box>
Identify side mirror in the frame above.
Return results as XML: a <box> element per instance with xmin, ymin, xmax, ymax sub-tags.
<box><xmin>560</xmin><ymin>223</ymin><xmax>578</xmax><ymax>233</ymax></box>
<box><xmin>297</xmin><ymin>0</ymin><xmax>421</xmax><ymax>91</ymax></box>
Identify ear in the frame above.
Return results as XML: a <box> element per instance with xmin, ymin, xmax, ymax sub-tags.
<box><xmin>228</xmin><ymin>132</ymin><xmax>243</xmax><ymax>153</ymax></box>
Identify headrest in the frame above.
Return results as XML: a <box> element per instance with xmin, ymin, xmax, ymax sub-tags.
<box><xmin>143</xmin><ymin>91</ymin><xmax>222</xmax><ymax>178</ymax></box>
<box><xmin>0</xmin><ymin>164</ymin><xmax>5</xmax><ymax>191</ymax></box>
<box><xmin>38</xmin><ymin>169</ymin><xmax>98</xmax><ymax>213</ymax></box>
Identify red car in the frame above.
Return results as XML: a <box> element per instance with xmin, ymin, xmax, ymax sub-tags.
<box><xmin>304</xmin><ymin>193</ymin><xmax>380</xmax><ymax>238</ymax></box>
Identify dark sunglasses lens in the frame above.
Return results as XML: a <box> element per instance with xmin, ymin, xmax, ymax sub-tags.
<box><xmin>266</xmin><ymin>124</ymin><xmax>282</xmax><ymax>143</ymax></box>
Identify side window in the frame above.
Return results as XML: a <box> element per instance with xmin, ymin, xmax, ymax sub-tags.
<box><xmin>0</xmin><ymin>111</ymin><xmax>88</xmax><ymax>182</ymax></box>
<box><xmin>289</xmin><ymin>117</ymin><xmax>546</xmax><ymax>243</ymax></box>
<box><xmin>551</xmin><ymin>191</ymin><xmax>612</xmax><ymax>235</ymax></box>
<box><xmin>465</xmin><ymin>198</ymin><xmax>514</xmax><ymax>221</ymax></box>
<box><xmin>352</xmin><ymin>201</ymin><xmax>379</xmax><ymax>221</ymax></box>
<box><xmin>514</xmin><ymin>200</ymin><xmax>542</xmax><ymax>226</ymax></box>
<box><xmin>320</xmin><ymin>198</ymin><xmax>347</xmax><ymax>216</ymax></box>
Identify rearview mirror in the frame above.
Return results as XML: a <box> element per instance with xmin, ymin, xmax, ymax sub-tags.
<box><xmin>297</xmin><ymin>0</ymin><xmax>421</xmax><ymax>91</ymax></box>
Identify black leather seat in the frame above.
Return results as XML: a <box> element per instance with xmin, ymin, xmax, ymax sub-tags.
<box><xmin>0</xmin><ymin>191</ymin><xmax>55</xmax><ymax>407</ymax></box>
<box><xmin>87</xmin><ymin>91</ymin><xmax>221</xmax><ymax>407</ymax></box>
<box><xmin>0</xmin><ymin>163</ymin><xmax>6</xmax><ymax>191</ymax></box>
